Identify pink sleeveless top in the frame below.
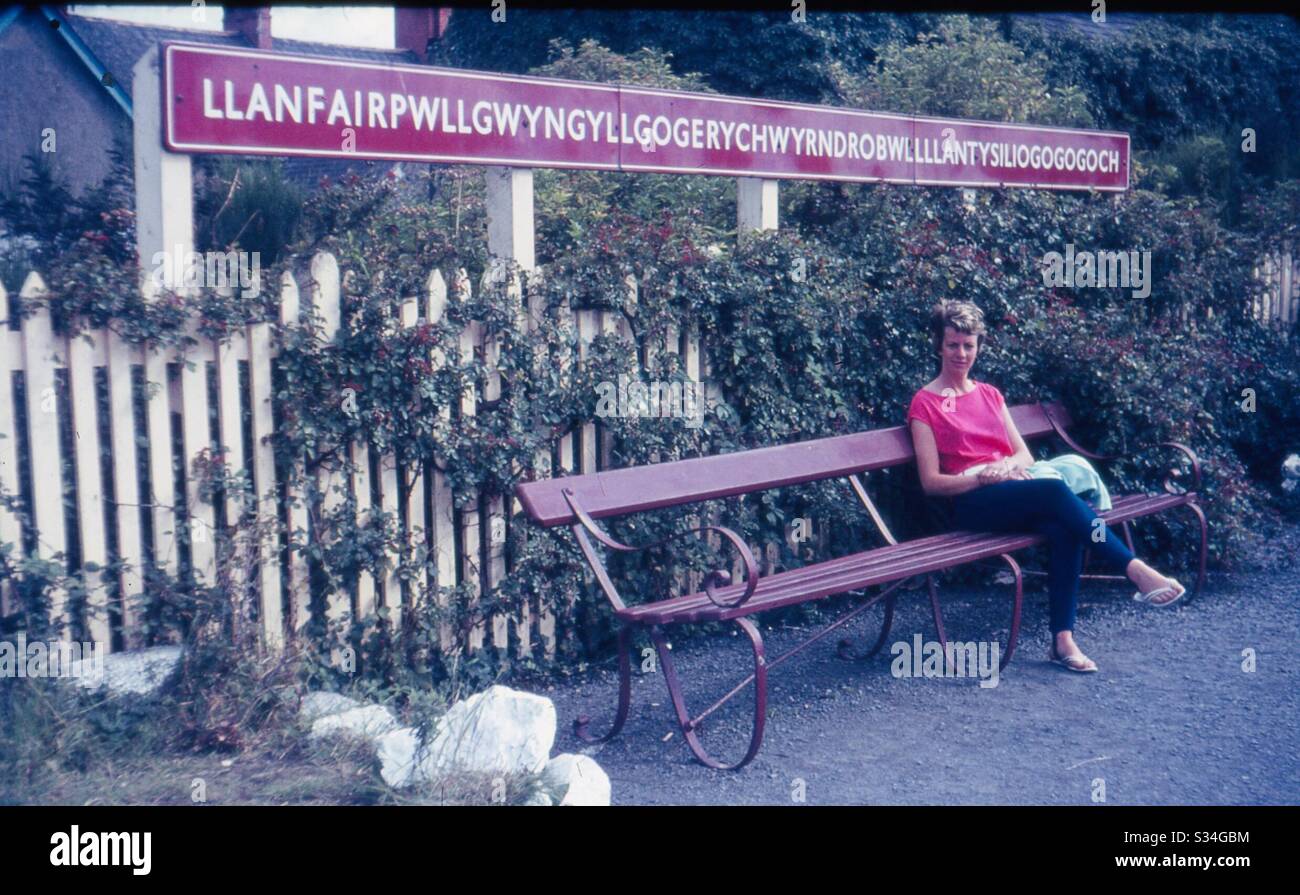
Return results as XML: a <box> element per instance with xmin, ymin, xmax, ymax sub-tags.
<box><xmin>906</xmin><ymin>381</ymin><xmax>1014</xmax><ymax>476</ymax></box>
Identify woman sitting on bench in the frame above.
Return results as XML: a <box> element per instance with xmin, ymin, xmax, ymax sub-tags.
<box><xmin>906</xmin><ymin>300</ymin><xmax>1187</xmax><ymax>673</ymax></box>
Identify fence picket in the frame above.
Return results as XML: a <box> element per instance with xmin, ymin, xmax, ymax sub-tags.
<box><xmin>426</xmin><ymin>270</ymin><xmax>455</xmax><ymax>652</ymax></box>
<box><xmin>523</xmin><ymin>268</ymin><xmax>553</xmax><ymax>658</ymax></box>
<box><xmin>139</xmin><ymin>279</ymin><xmax>178</xmax><ymax>584</ymax></box>
<box><xmin>66</xmin><ymin>327</ymin><xmax>110</xmax><ymax>645</ymax></box>
<box><xmin>19</xmin><ymin>274</ymin><xmax>69</xmax><ymax>635</ymax></box>
<box><xmin>599</xmin><ymin>308</ymin><xmax>618</xmax><ymax>471</ymax></box>
<box><xmin>454</xmin><ymin>270</ymin><xmax>485</xmax><ymax>651</ymax></box>
<box><xmin>556</xmin><ymin>296</ymin><xmax>577</xmax><ymax>479</ymax></box>
<box><xmin>215</xmin><ymin>327</ymin><xmax>247</xmax><ymax>639</ymax></box>
<box><xmin>479</xmin><ymin>271</ymin><xmax>510</xmax><ymax>651</ymax></box>
<box><xmin>215</xmin><ymin>331</ymin><xmax>246</xmax><ymax>524</ymax></box>
<box><xmin>577</xmin><ymin>309</ymin><xmax>598</xmax><ymax>476</ymax></box>
<box><xmin>378</xmin><ymin>451</ymin><xmax>402</xmax><ymax>630</ymax></box>
<box><xmin>105</xmin><ymin>331</ymin><xmax>144</xmax><ymax>646</ymax></box>
<box><xmin>310</xmin><ymin>254</ymin><xmax>350</xmax><ymax>630</ymax></box>
<box><xmin>550</xmin><ymin>295</ymin><xmax>579</xmax><ymax>651</ymax></box>
<box><xmin>179</xmin><ymin>327</ymin><xmax>215</xmax><ymax>586</ymax></box>
<box><xmin>351</xmin><ymin>439</ymin><xmax>375</xmax><ymax>619</ymax></box>
<box><xmin>0</xmin><ymin>280</ymin><xmax>22</xmax><ymax>619</ymax></box>
<box><xmin>400</xmin><ymin>296</ymin><xmax>427</xmax><ymax>620</ymax></box>
<box><xmin>279</xmin><ymin>272</ymin><xmax>310</xmax><ymax>634</ymax></box>
<box><xmin>247</xmin><ymin>308</ymin><xmax>283</xmax><ymax>651</ymax></box>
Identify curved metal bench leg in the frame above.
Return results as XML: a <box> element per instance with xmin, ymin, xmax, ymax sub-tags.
<box><xmin>1185</xmin><ymin>500</ymin><xmax>1208</xmax><ymax>599</ymax></box>
<box><xmin>837</xmin><ymin>588</ymin><xmax>899</xmax><ymax>661</ymax></box>
<box><xmin>998</xmin><ymin>553</ymin><xmax>1023</xmax><ymax>671</ymax></box>
<box><xmin>927</xmin><ymin>573</ymin><xmax>949</xmax><ymax>672</ymax></box>
<box><xmin>929</xmin><ymin>563</ymin><xmax>1021</xmax><ymax>673</ymax></box>
<box><xmin>574</xmin><ymin>624</ymin><xmax>634</xmax><ymax>744</ymax></box>
<box><xmin>652</xmin><ymin>619</ymin><xmax>767</xmax><ymax>771</ymax></box>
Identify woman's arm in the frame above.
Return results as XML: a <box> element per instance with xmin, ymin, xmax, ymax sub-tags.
<box><xmin>910</xmin><ymin>419</ymin><xmax>989</xmax><ymax>497</ymax></box>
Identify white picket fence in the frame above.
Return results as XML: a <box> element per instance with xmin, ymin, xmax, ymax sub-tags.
<box><xmin>20</xmin><ymin>237</ymin><xmax>1286</xmax><ymax>662</ymax></box>
<box><xmin>0</xmin><ymin>253</ymin><xmax>752</xmax><ymax>659</ymax></box>
<box><xmin>1252</xmin><ymin>243</ymin><xmax>1299</xmax><ymax>328</ymax></box>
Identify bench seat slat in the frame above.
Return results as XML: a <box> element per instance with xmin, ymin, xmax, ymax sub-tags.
<box><xmin>621</xmin><ymin>491</ymin><xmax>1191</xmax><ymax>624</ymax></box>
<box><xmin>620</xmin><ymin>530</ymin><xmax>1007</xmax><ymax>622</ymax></box>
<box><xmin>624</xmin><ymin>492</ymin><xmax>1183</xmax><ymax>620</ymax></box>
<box><xmin>623</xmin><ymin>533</ymin><xmax>1036</xmax><ymax>624</ymax></box>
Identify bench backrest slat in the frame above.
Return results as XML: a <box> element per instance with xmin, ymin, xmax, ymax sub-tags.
<box><xmin>516</xmin><ymin>400</ymin><xmax>1069</xmax><ymax>527</ymax></box>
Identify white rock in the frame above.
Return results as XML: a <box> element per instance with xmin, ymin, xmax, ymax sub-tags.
<box><xmin>375</xmin><ymin>726</ymin><xmax>422</xmax><ymax>788</ymax></box>
<box><xmin>72</xmin><ymin>645</ymin><xmax>181</xmax><ymax>697</ymax></box>
<box><xmin>415</xmin><ymin>685</ymin><xmax>556</xmax><ymax>781</ymax></box>
<box><xmin>541</xmin><ymin>753</ymin><xmax>611</xmax><ymax>806</ymax></box>
<box><xmin>310</xmin><ymin>704</ymin><xmax>399</xmax><ymax>742</ymax></box>
<box><xmin>299</xmin><ymin>691</ymin><xmax>362</xmax><ymax>723</ymax></box>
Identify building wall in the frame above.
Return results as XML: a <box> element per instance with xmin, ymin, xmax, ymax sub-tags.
<box><xmin>0</xmin><ymin>13</ymin><xmax>131</xmax><ymax>197</ymax></box>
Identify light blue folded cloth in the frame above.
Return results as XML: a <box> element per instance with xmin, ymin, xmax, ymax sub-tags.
<box><xmin>961</xmin><ymin>452</ymin><xmax>1113</xmax><ymax>511</ymax></box>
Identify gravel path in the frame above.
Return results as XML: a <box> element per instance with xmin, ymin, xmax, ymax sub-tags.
<box><xmin>523</xmin><ymin>561</ymin><xmax>1299</xmax><ymax>805</ymax></box>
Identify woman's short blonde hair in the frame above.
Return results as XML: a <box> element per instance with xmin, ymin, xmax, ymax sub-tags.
<box><xmin>929</xmin><ymin>300</ymin><xmax>987</xmax><ymax>353</ymax></box>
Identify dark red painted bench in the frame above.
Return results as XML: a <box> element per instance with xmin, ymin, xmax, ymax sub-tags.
<box><xmin>515</xmin><ymin>400</ymin><xmax>1207</xmax><ymax>770</ymax></box>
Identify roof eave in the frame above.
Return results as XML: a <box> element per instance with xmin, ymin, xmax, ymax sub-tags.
<box><xmin>40</xmin><ymin>5</ymin><xmax>133</xmax><ymax>117</ymax></box>
<box><xmin>0</xmin><ymin>7</ymin><xmax>22</xmax><ymax>37</ymax></box>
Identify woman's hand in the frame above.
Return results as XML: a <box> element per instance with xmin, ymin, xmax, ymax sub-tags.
<box><xmin>1002</xmin><ymin>459</ymin><xmax>1033</xmax><ymax>480</ymax></box>
<box><xmin>977</xmin><ymin>458</ymin><xmax>1032</xmax><ymax>485</ymax></box>
<box><xmin>977</xmin><ymin>463</ymin><xmax>1012</xmax><ymax>485</ymax></box>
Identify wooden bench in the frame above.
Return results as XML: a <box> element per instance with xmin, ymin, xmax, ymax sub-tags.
<box><xmin>515</xmin><ymin>400</ymin><xmax>1207</xmax><ymax>770</ymax></box>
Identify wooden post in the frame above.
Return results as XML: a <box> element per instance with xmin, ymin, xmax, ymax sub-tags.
<box><xmin>486</xmin><ymin>166</ymin><xmax>535</xmax><ymax>657</ymax></box>
<box><xmin>133</xmin><ymin>46</ymin><xmax>194</xmax><ymax>280</ymax></box>
<box><xmin>737</xmin><ymin>177</ymin><xmax>779</xmax><ymax>234</ymax></box>
<box><xmin>134</xmin><ymin>46</ymin><xmax>193</xmax><ymax>587</ymax></box>
<box><xmin>486</xmin><ymin>167</ymin><xmax>536</xmax><ymax>271</ymax></box>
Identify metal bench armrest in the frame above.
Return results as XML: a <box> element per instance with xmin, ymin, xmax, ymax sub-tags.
<box><xmin>1046</xmin><ymin>406</ymin><xmax>1202</xmax><ymax>494</ymax></box>
<box><xmin>1134</xmin><ymin>441</ymin><xmax>1203</xmax><ymax>494</ymax></box>
<box><xmin>562</xmin><ymin>488</ymin><xmax>760</xmax><ymax>610</ymax></box>
<box><xmin>1043</xmin><ymin>409</ymin><xmax>1118</xmax><ymax>463</ymax></box>
<box><xmin>1043</xmin><ymin>404</ymin><xmax>1202</xmax><ymax>493</ymax></box>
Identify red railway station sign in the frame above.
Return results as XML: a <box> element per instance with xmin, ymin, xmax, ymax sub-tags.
<box><xmin>162</xmin><ymin>42</ymin><xmax>1129</xmax><ymax>191</ymax></box>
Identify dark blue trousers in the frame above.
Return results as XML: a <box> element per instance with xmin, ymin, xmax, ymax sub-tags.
<box><xmin>950</xmin><ymin>478</ymin><xmax>1136</xmax><ymax>634</ymax></box>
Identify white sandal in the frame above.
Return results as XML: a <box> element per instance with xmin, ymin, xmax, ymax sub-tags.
<box><xmin>1132</xmin><ymin>578</ymin><xmax>1186</xmax><ymax>607</ymax></box>
<box><xmin>1048</xmin><ymin>644</ymin><xmax>1098</xmax><ymax>673</ymax></box>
